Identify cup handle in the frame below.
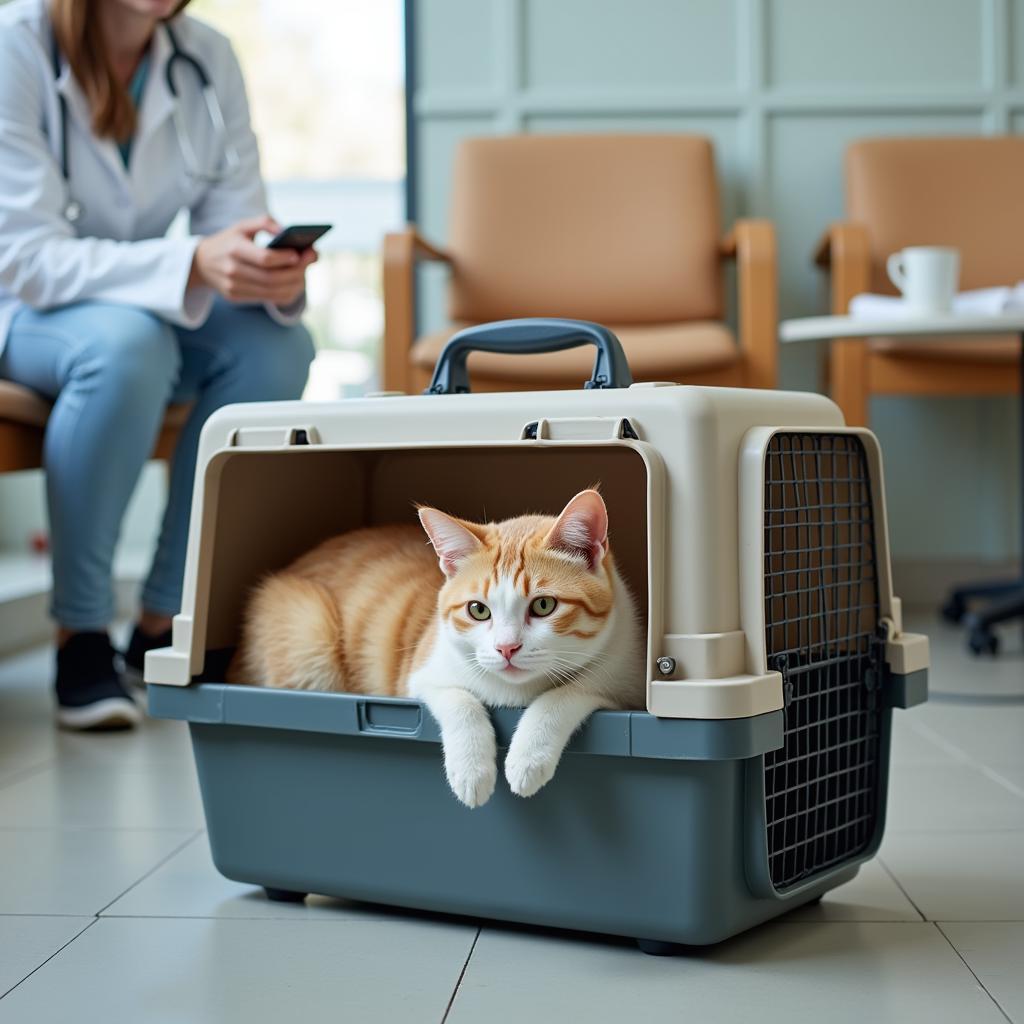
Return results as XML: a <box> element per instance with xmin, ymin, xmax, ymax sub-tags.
<box><xmin>887</xmin><ymin>252</ymin><xmax>906</xmax><ymax>293</ymax></box>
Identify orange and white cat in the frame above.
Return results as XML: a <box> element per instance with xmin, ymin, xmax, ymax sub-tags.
<box><xmin>231</xmin><ymin>490</ymin><xmax>644</xmax><ymax>807</ymax></box>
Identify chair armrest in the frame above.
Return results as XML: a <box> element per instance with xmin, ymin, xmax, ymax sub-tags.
<box><xmin>814</xmin><ymin>222</ymin><xmax>870</xmax><ymax>313</ymax></box>
<box><xmin>722</xmin><ymin>219</ymin><xmax>777</xmax><ymax>389</ymax></box>
<box><xmin>382</xmin><ymin>226</ymin><xmax>453</xmax><ymax>393</ymax></box>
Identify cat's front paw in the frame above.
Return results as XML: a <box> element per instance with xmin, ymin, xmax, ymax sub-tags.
<box><xmin>504</xmin><ymin>746</ymin><xmax>559</xmax><ymax>798</ymax></box>
<box><xmin>445</xmin><ymin>756</ymin><xmax>497</xmax><ymax>808</ymax></box>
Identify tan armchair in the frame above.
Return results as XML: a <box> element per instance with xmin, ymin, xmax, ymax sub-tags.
<box><xmin>816</xmin><ymin>137</ymin><xmax>1023</xmax><ymax>426</ymax></box>
<box><xmin>0</xmin><ymin>381</ymin><xmax>188</xmax><ymax>473</ymax></box>
<box><xmin>383</xmin><ymin>134</ymin><xmax>777</xmax><ymax>394</ymax></box>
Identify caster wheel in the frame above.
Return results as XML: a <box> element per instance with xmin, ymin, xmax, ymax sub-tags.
<box><xmin>636</xmin><ymin>938</ymin><xmax>682</xmax><ymax>956</ymax></box>
<box><xmin>264</xmin><ymin>887</ymin><xmax>308</xmax><ymax>903</ymax></box>
<box><xmin>967</xmin><ymin>628</ymin><xmax>999</xmax><ymax>656</ymax></box>
<box><xmin>941</xmin><ymin>596</ymin><xmax>966</xmax><ymax>624</ymax></box>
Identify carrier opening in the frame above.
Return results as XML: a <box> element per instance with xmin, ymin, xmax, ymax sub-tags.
<box><xmin>196</xmin><ymin>444</ymin><xmax>651</xmax><ymax>683</ymax></box>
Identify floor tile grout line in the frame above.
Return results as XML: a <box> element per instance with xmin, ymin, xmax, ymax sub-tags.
<box><xmin>0</xmin><ymin>917</ymin><xmax>97</xmax><ymax>1002</ymax></box>
<box><xmin>906</xmin><ymin>715</ymin><xmax>1024</xmax><ymax>800</ymax></box>
<box><xmin>0</xmin><ymin>914</ymin><xmax>97</xmax><ymax>919</ymax></box>
<box><xmin>875</xmin><ymin>857</ymin><xmax>926</xmax><ymax>922</ymax></box>
<box><xmin>0</xmin><ymin>759</ymin><xmax>58</xmax><ymax>792</ymax></box>
<box><xmin>977</xmin><ymin>764</ymin><xmax>1024</xmax><ymax>801</ymax></box>
<box><xmin>0</xmin><ymin>826</ymin><xmax>206</xmax><ymax>832</ymax></box>
<box><xmin>93</xmin><ymin>829</ymin><xmax>204</xmax><ymax>918</ymax></box>
<box><xmin>440</xmin><ymin>926</ymin><xmax>480</xmax><ymax>1024</ymax></box>
<box><xmin>883</xmin><ymin>826</ymin><xmax>1024</xmax><ymax>835</ymax></box>
<box><xmin>909</xmin><ymin>720</ymin><xmax>1011</xmax><ymax>774</ymax></box>
<box><xmin>908</xmin><ymin>718</ymin><xmax>1024</xmax><ymax>796</ymax></box>
<box><xmin>933</xmin><ymin>921</ymin><xmax>1014</xmax><ymax>1024</ymax></box>
<box><xmin>95</xmin><ymin>914</ymin><xmax>417</xmax><ymax>923</ymax></box>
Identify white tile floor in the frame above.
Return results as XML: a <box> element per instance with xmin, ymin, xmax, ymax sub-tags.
<box><xmin>0</xmin><ymin>613</ymin><xmax>1021</xmax><ymax>1023</ymax></box>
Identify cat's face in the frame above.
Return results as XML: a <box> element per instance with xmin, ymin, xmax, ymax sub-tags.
<box><xmin>419</xmin><ymin>491</ymin><xmax>617</xmax><ymax>689</ymax></box>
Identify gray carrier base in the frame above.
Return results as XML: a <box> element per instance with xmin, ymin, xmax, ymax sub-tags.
<box><xmin>149</xmin><ymin>672</ymin><xmax>923</xmax><ymax>950</ymax></box>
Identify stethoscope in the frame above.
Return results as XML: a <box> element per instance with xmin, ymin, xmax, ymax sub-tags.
<box><xmin>50</xmin><ymin>22</ymin><xmax>241</xmax><ymax>224</ymax></box>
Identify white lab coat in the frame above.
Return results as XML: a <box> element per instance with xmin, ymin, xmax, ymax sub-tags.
<box><xmin>0</xmin><ymin>0</ymin><xmax>302</xmax><ymax>354</ymax></box>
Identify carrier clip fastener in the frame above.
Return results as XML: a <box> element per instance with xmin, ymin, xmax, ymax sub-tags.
<box><xmin>864</xmin><ymin>624</ymin><xmax>891</xmax><ymax>710</ymax></box>
<box><xmin>877</xmin><ymin>616</ymin><xmax>897</xmax><ymax>643</ymax></box>
<box><xmin>521</xmin><ymin>417</ymin><xmax>640</xmax><ymax>442</ymax></box>
<box><xmin>656</xmin><ymin>656</ymin><xmax>676</xmax><ymax>676</ymax></box>
<box><xmin>227</xmin><ymin>425</ymin><xmax>320</xmax><ymax>448</ymax></box>
<box><xmin>769</xmin><ymin>653</ymin><xmax>793</xmax><ymax>707</ymax></box>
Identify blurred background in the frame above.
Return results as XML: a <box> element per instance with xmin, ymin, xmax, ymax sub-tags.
<box><xmin>0</xmin><ymin>0</ymin><xmax>1019</xmax><ymax>649</ymax></box>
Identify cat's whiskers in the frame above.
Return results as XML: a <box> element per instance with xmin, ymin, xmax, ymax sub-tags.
<box><xmin>546</xmin><ymin>651</ymin><xmax>620</xmax><ymax>692</ymax></box>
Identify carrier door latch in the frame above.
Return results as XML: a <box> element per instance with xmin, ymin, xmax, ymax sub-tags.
<box><xmin>521</xmin><ymin>417</ymin><xmax>640</xmax><ymax>441</ymax></box>
<box><xmin>769</xmin><ymin>653</ymin><xmax>794</xmax><ymax>707</ymax></box>
<box><xmin>864</xmin><ymin>622</ymin><xmax>892</xmax><ymax>711</ymax></box>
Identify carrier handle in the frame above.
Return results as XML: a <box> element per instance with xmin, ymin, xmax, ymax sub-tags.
<box><xmin>425</xmin><ymin>318</ymin><xmax>634</xmax><ymax>395</ymax></box>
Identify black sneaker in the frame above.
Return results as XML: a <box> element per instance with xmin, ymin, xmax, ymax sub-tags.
<box><xmin>55</xmin><ymin>632</ymin><xmax>141</xmax><ymax>731</ymax></box>
<box><xmin>121</xmin><ymin>625</ymin><xmax>173</xmax><ymax>687</ymax></box>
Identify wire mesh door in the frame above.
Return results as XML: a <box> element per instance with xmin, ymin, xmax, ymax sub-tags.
<box><xmin>762</xmin><ymin>432</ymin><xmax>883</xmax><ymax>890</ymax></box>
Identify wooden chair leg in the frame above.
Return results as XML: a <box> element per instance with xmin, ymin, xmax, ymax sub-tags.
<box><xmin>829</xmin><ymin>339</ymin><xmax>869</xmax><ymax>427</ymax></box>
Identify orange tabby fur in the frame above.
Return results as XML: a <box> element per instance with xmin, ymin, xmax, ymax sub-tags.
<box><xmin>229</xmin><ymin>525</ymin><xmax>438</xmax><ymax>694</ymax></box>
<box><xmin>230</xmin><ymin>513</ymin><xmax>621</xmax><ymax>698</ymax></box>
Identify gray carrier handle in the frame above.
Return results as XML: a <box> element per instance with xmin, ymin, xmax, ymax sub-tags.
<box><xmin>424</xmin><ymin>317</ymin><xmax>634</xmax><ymax>395</ymax></box>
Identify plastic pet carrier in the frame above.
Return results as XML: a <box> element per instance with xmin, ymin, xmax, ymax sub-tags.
<box><xmin>146</xmin><ymin>319</ymin><xmax>928</xmax><ymax>951</ymax></box>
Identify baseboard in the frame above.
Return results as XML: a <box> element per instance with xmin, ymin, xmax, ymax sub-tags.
<box><xmin>893</xmin><ymin>558</ymin><xmax>1020</xmax><ymax>607</ymax></box>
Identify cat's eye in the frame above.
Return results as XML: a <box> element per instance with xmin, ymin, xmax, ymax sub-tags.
<box><xmin>530</xmin><ymin>596</ymin><xmax>558</xmax><ymax>617</ymax></box>
<box><xmin>467</xmin><ymin>601</ymin><xmax>491</xmax><ymax>621</ymax></box>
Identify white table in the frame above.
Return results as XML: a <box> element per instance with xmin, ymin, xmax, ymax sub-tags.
<box><xmin>779</xmin><ymin>312</ymin><xmax>1024</xmax><ymax>655</ymax></box>
<box><xmin>780</xmin><ymin>312</ymin><xmax>1024</xmax><ymax>344</ymax></box>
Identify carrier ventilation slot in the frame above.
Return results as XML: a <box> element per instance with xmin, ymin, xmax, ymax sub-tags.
<box><xmin>762</xmin><ymin>433</ymin><xmax>883</xmax><ymax>891</ymax></box>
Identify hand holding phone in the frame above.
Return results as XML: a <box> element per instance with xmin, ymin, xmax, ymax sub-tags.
<box><xmin>191</xmin><ymin>216</ymin><xmax>322</xmax><ymax>305</ymax></box>
<box><xmin>265</xmin><ymin>224</ymin><xmax>332</xmax><ymax>251</ymax></box>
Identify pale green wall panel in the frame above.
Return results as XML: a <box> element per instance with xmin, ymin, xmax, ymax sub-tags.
<box><xmin>523</xmin><ymin>0</ymin><xmax>739</xmax><ymax>91</ymax></box>
<box><xmin>414</xmin><ymin>0</ymin><xmax>499</xmax><ymax>92</ymax></box>
<box><xmin>874</xmin><ymin>397</ymin><xmax>1018</xmax><ymax>560</ymax></box>
<box><xmin>766</xmin><ymin>0</ymin><xmax>985</xmax><ymax>90</ymax></box>
<box><xmin>1012</xmin><ymin>0</ymin><xmax>1024</xmax><ymax>85</ymax></box>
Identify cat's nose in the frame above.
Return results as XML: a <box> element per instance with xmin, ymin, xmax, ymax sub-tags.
<box><xmin>495</xmin><ymin>642</ymin><xmax>522</xmax><ymax>663</ymax></box>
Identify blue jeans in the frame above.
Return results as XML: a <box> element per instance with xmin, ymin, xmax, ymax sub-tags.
<box><xmin>0</xmin><ymin>300</ymin><xmax>315</xmax><ymax>630</ymax></box>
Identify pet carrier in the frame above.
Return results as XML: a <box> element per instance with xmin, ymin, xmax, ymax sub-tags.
<box><xmin>146</xmin><ymin>319</ymin><xmax>928</xmax><ymax>951</ymax></box>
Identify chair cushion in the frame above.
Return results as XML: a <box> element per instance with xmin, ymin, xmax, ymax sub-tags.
<box><xmin>446</xmin><ymin>134</ymin><xmax>723</xmax><ymax>325</ymax></box>
<box><xmin>869</xmin><ymin>335</ymin><xmax>1019</xmax><ymax>363</ymax></box>
<box><xmin>0</xmin><ymin>379</ymin><xmax>193</xmax><ymax>429</ymax></box>
<box><xmin>847</xmin><ymin>137</ymin><xmax>1024</xmax><ymax>294</ymax></box>
<box><xmin>411</xmin><ymin>321</ymin><xmax>739</xmax><ymax>385</ymax></box>
<box><xmin>0</xmin><ymin>380</ymin><xmax>51</xmax><ymax>428</ymax></box>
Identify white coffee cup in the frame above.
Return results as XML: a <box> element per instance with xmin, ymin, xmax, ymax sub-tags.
<box><xmin>886</xmin><ymin>246</ymin><xmax>960</xmax><ymax>312</ymax></box>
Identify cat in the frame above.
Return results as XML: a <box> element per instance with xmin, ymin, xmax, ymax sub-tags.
<box><xmin>229</xmin><ymin>489</ymin><xmax>644</xmax><ymax>808</ymax></box>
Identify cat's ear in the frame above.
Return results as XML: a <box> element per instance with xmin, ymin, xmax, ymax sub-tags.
<box><xmin>418</xmin><ymin>507</ymin><xmax>485</xmax><ymax>577</ymax></box>
<box><xmin>544</xmin><ymin>490</ymin><xmax>609</xmax><ymax>571</ymax></box>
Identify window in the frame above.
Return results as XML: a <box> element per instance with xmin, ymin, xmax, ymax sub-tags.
<box><xmin>191</xmin><ymin>0</ymin><xmax>405</xmax><ymax>396</ymax></box>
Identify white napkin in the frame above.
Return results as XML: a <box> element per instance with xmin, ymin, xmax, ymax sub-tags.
<box><xmin>849</xmin><ymin>284</ymin><xmax>1024</xmax><ymax>319</ymax></box>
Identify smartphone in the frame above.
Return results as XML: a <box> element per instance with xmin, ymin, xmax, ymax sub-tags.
<box><xmin>265</xmin><ymin>224</ymin><xmax>332</xmax><ymax>251</ymax></box>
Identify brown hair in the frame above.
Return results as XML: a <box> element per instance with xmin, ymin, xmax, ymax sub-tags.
<box><xmin>49</xmin><ymin>0</ymin><xmax>191</xmax><ymax>142</ymax></box>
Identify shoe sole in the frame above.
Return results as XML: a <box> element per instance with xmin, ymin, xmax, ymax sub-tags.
<box><xmin>56</xmin><ymin>697</ymin><xmax>142</xmax><ymax>731</ymax></box>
